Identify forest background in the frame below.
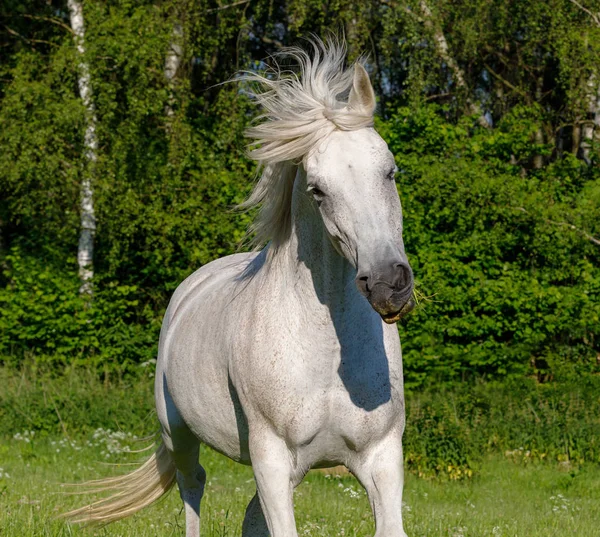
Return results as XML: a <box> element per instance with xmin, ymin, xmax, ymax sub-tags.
<box><xmin>0</xmin><ymin>0</ymin><xmax>599</xmax><ymax>495</ymax></box>
<box><xmin>1</xmin><ymin>0</ymin><xmax>599</xmax><ymax>386</ymax></box>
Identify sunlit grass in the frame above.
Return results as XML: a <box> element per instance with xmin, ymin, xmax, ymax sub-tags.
<box><xmin>1</xmin><ymin>432</ymin><xmax>599</xmax><ymax>537</ymax></box>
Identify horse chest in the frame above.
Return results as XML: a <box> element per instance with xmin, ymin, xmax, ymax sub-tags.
<box><xmin>234</xmin><ymin>332</ymin><xmax>404</xmax><ymax>456</ymax></box>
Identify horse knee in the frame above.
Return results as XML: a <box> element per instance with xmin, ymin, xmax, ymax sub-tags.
<box><xmin>177</xmin><ymin>465</ymin><xmax>206</xmax><ymax>494</ymax></box>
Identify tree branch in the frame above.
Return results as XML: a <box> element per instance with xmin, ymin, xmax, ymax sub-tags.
<box><xmin>513</xmin><ymin>206</ymin><xmax>600</xmax><ymax>246</ymax></box>
<box><xmin>425</xmin><ymin>91</ymin><xmax>455</xmax><ymax>101</ymax></box>
<box><xmin>484</xmin><ymin>63</ymin><xmax>528</xmax><ymax>99</ymax></box>
<box><xmin>554</xmin><ymin>119</ymin><xmax>596</xmax><ymax>132</ymax></box>
<box><xmin>207</xmin><ymin>0</ymin><xmax>251</xmax><ymax>13</ymax></box>
<box><xmin>568</xmin><ymin>0</ymin><xmax>600</xmax><ymax>26</ymax></box>
<box><xmin>21</xmin><ymin>14</ymin><xmax>74</xmax><ymax>34</ymax></box>
<box><xmin>418</xmin><ymin>0</ymin><xmax>489</xmax><ymax>126</ymax></box>
<box><xmin>261</xmin><ymin>35</ymin><xmax>283</xmax><ymax>49</ymax></box>
<box><xmin>2</xmin><ymin>24</ymin><xmax>59</xmax><ymax>47</ymax></box>
<box><xmin>418</xmin><ymin>0</ymin><xmax>467</xmax><ymax>90</ymax></box>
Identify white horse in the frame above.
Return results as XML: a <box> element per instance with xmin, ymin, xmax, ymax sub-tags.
<box><xmin>68</xmin><ymin>39</ymin><xmax>414</xmax><ymax>537</ymax></box>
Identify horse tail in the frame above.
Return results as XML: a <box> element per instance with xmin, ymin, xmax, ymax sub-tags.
<box><xmin>63</xmin><ymin>441</ymin><xmax>177</xmax><ymax>525</ymax></box>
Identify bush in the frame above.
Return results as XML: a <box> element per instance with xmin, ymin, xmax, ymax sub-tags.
<box><xmin>0</xmin><ymin>247</ymin><xmax>159</xmax><ymax>371</ymax></box>
<box><xmin>0</xmin><ymin>366</ymin><xmax>155</xmax><ymax>438</ymax></box>
<box><xmin>381</xmin><ymin>105</ymin><xmax>600</xmax><ymax>385</ymax></box>
<box><xmin>403</xmin><ymin>377</ymin><xmax>600</xmax><ymax>478</ymax></box>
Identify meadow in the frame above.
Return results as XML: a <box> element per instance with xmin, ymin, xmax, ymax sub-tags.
<box><xmin>1</xmin><ymin>367</ymin><xmax>599</xmax><ymax>537</ymax></box>
<box><xmin>1</xmin><ymin>429</ymin><xmax>600</xmax><ymax>537</ymax></box>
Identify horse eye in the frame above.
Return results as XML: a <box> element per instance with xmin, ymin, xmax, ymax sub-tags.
<box><xmin>309</xmin><ymin>186</ymin><xmax>325</xmax><ymax>198</ymax></box>
<box><xmin>387</xmin><ymin>168</ymin><xmax>398</xmax><ymax>181</ymax></box>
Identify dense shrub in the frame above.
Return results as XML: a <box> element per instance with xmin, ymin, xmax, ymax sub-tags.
<box><xmin>0</xmin><ymin>248</ymin><xmax>158</xmax><ymax>371</ymax></box>
<box><xmin>0</xmin><ymin>367</ymin><xmax>155</xmax><ymax>438</ymax></box>
<box><xmin>382</xmin><ymin>106</ymin><xmax>600</xmax><ymax>385</ymax></box>
<box><xmin>1</xmin><ymin>104</ymin><xmax>599</xmax><ymax>383</ymax></box>
<box><xmin>403</xmin><ymin>377</ymin><xmax>600</xmax><ymax>478</ymax></box>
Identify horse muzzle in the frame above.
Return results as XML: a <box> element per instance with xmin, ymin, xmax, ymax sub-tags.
<box><xmin>368</xmin><ymin>285</ymin><xmax>415</xmax><ymax>324</ymax></box>
<box><xmin>378</xmin><ymin>296</ymin><xmax>415</xmax><ymax>323</ymax></box>
<box><xmin>355</xmin><ymin>260</ymin><xmax>415</xmax><ymax>324</ymax></box>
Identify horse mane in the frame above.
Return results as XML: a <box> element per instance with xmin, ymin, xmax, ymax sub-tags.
<box><xmin>239</xmin><ymin>38</ymin><xmax>375</xmax><ymax>254</ymax></box>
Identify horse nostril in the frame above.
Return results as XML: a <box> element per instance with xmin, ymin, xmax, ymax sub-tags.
<box><xmin>356</xmin><ymin>274</ymin><xmax>371</xmax><ymax>294</ymax></box>
<box><xmin>393</xmin><ymin>263</ymin><xmax>412</xmax><ymax>292</ymax></box>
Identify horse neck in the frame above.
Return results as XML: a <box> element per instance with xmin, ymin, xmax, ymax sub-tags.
<box><xmin>277</xmin><ymin>166</ymin><xmax>357</xmax><ymax>311</ymax></box>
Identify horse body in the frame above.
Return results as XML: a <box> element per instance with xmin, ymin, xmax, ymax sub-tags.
<box><xmin>158</xmin><ymin>172</ymin><xmax>405</xmax><ymax>475</ymax></box>
<box><xmin>156</xmin><ymin>252</ymin><xmax>256</xmax><ymax>463</ymax></box>
<box><xmin>67</xmin><ymin>40</ymin><xmax>413</xmax><ymax>537</ymax></box>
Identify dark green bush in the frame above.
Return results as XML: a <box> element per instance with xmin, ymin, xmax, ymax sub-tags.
<box><xmin>0</xmin><ymin>247</ymin><xmax>159</xmax><ymax>371</ymax></box>
<box><xmin>404</xmin><ymin>400</ymin><xmax>474</xmax><ymax>480</ymax></box>
<box><xmin>403</xmin><ymin>377</ymin><xmax>600</xmax><ymax>479</ymax></box>
<box><xmin>382</xmin><ymin>105</ymin><xmax>600</xmax><ymax>386</ymax></box>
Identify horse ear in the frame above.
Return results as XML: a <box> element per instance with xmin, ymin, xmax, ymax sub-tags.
<box><xmin>348</xmin><ymin>63</ymin><xmax>376</xmax><ymax>114</ymax></box>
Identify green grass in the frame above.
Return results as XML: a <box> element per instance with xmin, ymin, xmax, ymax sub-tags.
<box><xmin>1</xmin><ymin>432</ymin><xmax>599</xmax><ymax>537</ymax></box>
<box><xmin>3</xmin><ymin>366</ymin><xmax>600</xmax><ymax>481</ymax></box>
<box><xmin>1</xmin><ymin>367</ymin><xmax>599</xmax><ymax>535</ymax></box>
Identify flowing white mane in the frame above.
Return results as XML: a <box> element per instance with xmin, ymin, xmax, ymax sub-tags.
<box><xmin>240</xmin><ymin>38</ymin><xmax>375</xmax><ymax>252</ymax></box>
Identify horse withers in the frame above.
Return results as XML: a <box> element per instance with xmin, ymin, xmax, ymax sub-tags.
<box><xmin>67</xmin><ymin>38</ymin><xmax>414</xmax><ymax>537</ymax></box>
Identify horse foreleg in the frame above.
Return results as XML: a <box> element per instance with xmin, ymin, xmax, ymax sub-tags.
<box><xmin>249</xmin><ymin>432</ymin><xmax>299</xmax><ymax>537</ymax></box>
<box><xmin>350</xmin><ymin>433</ymin><xmax>408</xmax><ymax>537</ymax></box>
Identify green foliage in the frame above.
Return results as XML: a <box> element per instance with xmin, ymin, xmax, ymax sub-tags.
<box><xmin>404</xmin><ymin>377</ymin><xmax>600</xmax><ymax>479</ymax></box>
<box><xmin>2</xmin><ymin>368</ymin><xmax>599</xmax><ymax>482</ymax></box>
<box><xmin>3</xmin><ymin>431</ymin><xmax>600</xmax><ymax>537</ymax></box>
<box><xmin>0</xmin><ymin>1</ymin><xmax>598</xmax><ymax>384</ymax></box>
<box><xmin>380</xmin><ymin>105</ymin><xmax>600</xmax><ymax>385</ymax></box>
<box><xmin>0</xmin><ymin>248</ymin><xmax>158</xmax><ymax>371</ymax></box>
<box><xmin>405</xmin><ymin>401</ymin><xmax>474</xmax><ymax>480</ymax></box>
<box><xmin>0</xmin><ymin>2</ymin><xmax>254</xmax><ymax>352</ymax></box>
<box><xmin>0</xmin><ymin>367</ymin><xmax>154</xmax><ymax>439</ymax></box>
<box><xmin>0</xmin><ymin>48</ymin><xmax>83</xmax><ymax>254</ymax></box>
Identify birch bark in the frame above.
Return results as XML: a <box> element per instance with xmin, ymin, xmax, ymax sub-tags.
<box><xmin>581</xmin><ymin>73</ymin><xmax>600</xmax><ymax>164</ymax></box>
<box><xmin>418</xmin><ymin>0</ymin><xmax>490</xmax><ymax>127</ymax></box>
<box><xmin>68</xmin><ymin>0</ymin><xmax>97</xmax><ymax>296</ymax></box>
<box><xmin>164</xmin><ymin>22</ymin><xmax>183</xmax><ymax>129</ymax></box>
<box><xmin>568</xmin><ymin>1</ymin><xmax>600</xmax><ymax>163</ymax></box>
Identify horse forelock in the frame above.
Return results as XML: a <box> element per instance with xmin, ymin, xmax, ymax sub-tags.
<box><xmin>238</xmin><ymin>37</ymin><xmax>375</xmax><ymax>254</ymax></box>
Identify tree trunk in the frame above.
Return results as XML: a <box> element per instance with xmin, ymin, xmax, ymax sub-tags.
<box><xmin>67</xmin><ymin>0</ymin><xmax>97</xmax><ymax>296</ymax></box>
<box><xmin>533</xmin><ymin>76</ymin><xmax>544</xmax><ymax>169</ymax></box>
<box><xmin>418</xmin><ymin>0</ymin><xmax>490</xmax><ymax>127</ymax></box>
<box><xmin>594</xmin><ymin>83</ymin><xmax>600</xmax><ymax>147</ymax></box>
<box><xmin>164</xmin><ymin>21</ymin><xmax>183</xmax><ymax>130</ymax></box>
<box><xmin>580</xmin><ymin>73</ymin><xmax>600</xmax><ymax>164</ymax></box>
<box><xmin>556</xmin><ymin>126</ymin><xmax>565</xmax><ymax>158</ymax></box>
<box><xmin>573</xmin><ymin>121</ymin><xmax>581</xmax><ymax>156</ymax></box>
<box><xmin>567</xmin><ymin>10</ymin><xmax>600</xmax><ymax>164</ymax></box>
<box><xmin>0</xmin><ymin>216</ymin><xmax>5</xmax><ymax>270</ymax></box>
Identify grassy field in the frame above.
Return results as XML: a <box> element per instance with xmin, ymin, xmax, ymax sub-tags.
<box><xmin>1</xmin><ymin>430</ymin><xmax>599</xmax><ymax>537</ymax></box>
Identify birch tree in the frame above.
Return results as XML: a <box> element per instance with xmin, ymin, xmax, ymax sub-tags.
<box><xmin>67</xmin><ymin>0</ymin><xmax>98</xmax><ymax>296</ymax></box>
<box><xmin>418</xmin><ymin>0</ymin><xmax>490</xmax><ymax>127</ymax></box>
<box><xmin>581</xmin><ymin>74</ymin><xmax>600</xmax><ymax>164</ymax></box>
<box><xmin>565</xmin><ymin>0</ymin><xmax>600</xmax><ymax>164</ymax></box>
<box><xmin>164</xmin><ymin>21</ymin><xmax>183</xmax><ymax>130</ymax></box>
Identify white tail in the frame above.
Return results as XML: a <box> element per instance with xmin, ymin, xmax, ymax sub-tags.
<box><xmin>63</xmin><ymin>441</ymin><xmax>177</xmax><ymax>525</ymax></box>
